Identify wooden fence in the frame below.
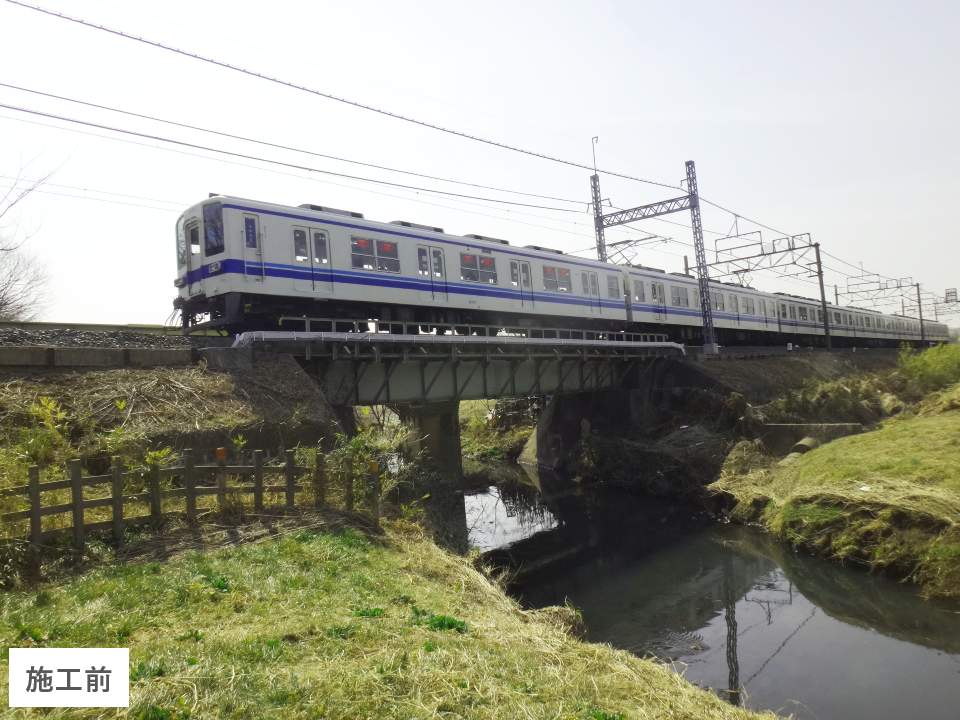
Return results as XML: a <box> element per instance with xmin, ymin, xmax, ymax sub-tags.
<box><xmin>0</xmin><ymin>449</ymin><xmax>382</xmax><ymax>553</ymax></box>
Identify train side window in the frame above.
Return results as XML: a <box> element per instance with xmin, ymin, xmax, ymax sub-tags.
<box><xmin>203</xmin><ymin>202</ymin><xmax>224</xmax><ymax>256</ymax></box>
<box><xmin>607</xmin><ymin>276</ymin><xmax>621</xmax><ymax>299</ymax></box>
<box><xmin>711</xmin><ymin>291</ymin><xmax>724</xmax><ymax>312</ymax></box>
<box><xmin>543</xmin><ymin>266</ymin><xmax>558</xmax><ymax>292</ymax></box>
<box><xmin>351</xmin><ymin>236</ymin><xmax>375</xmax><ymax>270</ymax></box>
<box><xmin>780</xmin><ymin>303</ymin><xmax>787</xmax><ymax>319</ymax></box>
<box><xmin>817</xmin><ymin>309</ymin><xmax>823</xmax><ymax>322</ymax></box>
<box><xmin>376</xmin><ymin>240</ymin><xmax>400</xmax><ymax>273</ymax></box>
<box><xmin>589</xmin><ymin>273</ymin><xmax>598</xmax><ymax>297</ymax></box>
<box><xmin>789</xmin><ymin>305</ymin><xmax>796</xmax><ymax>320</ymax></box>
<box><xmin>521</xmin><ymin>263</ymin><xmax>531</xmax><ymax>288</ymax></box>
<box><xmin>798</xmin><ymin>307</ymin><xmax>808</xmax><ymax>321</ymax></box>
<box><xmin>834</xmin><ymin>311</ymin><xmax>841</xmax><ymax>325</ymax></box>
<box><xmin>744</xmin><ymin>297</ymin><xmax>755</xmax><ymax>314</ymax></box>
<box><xmin>313</xmin><ymin>231</ymin><xmax>329</xmax><ymax>265</ymax></box>
<box><xmin>294</xmin><ymin>229</ymin><xmax>309</xmax><ymax>262</ymax></box>
<box><xmin>582</xmin><ymin>272</ymin><xmax>590</xmax><ymax>294</ymax></box>
<box><xmin>431</xmin><ymin>249</ymin><xmax>444</xmax><ymax>278</ymax></box>
<box><xmin>418</xmin><ymin>248</ymin><xmax>430</xmax><ymax>276</ymax></box>
<box><xmin>511</xmin><ymin>261</ymin><xmax>521</xmax><ymax>286</ymax></box>
<box><xmin>729</xmin><ymin>295</ymin><xmax>739</xmax><ymax>314</ymax></box>
<box><xmin>633</xmin><ymin>279</ymin><xmax>645</xmax><ymax>302</ymax></box>
<box><xmin>670</xmin><ymin>286</ymin><xmax>688</xmax><ymax>307</ymax></box>
<box><xmin>479</xmin><ymin>256</ymin><xmax>497</xmax><ymax>284</ymax></box>
<box><xmin>557</xmin><ymin>268</ymin><xmax>572</xmax><ymax>292</ymax></box>
<box><xmin>244</xmin><ymin>217</ymin><xmax>258</xmax><ymax>249</ymax></box>
<box><xmin>460</xmin><ymin>253</ymin><xmax>480</xmax><ymax>282</ymax></box>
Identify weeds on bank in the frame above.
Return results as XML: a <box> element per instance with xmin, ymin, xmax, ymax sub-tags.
<box><xmin>0</xmin><ymin>523</ymin><xmax>770</xmax><ymax>719</ymax></box>
<box><xmin>715</xmin><ymin>344</ymin><xmax>960</xmax><ymax>600</ymax></box>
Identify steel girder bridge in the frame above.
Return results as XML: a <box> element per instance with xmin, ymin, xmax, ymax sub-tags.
<box><xmin>235</xmin><ymin>331</ymin><xmax>685</xmax><ymax>407</ymax></box>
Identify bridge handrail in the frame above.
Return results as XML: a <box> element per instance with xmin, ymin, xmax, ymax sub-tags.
<box><xmin>234</xmin><ymin>331</ymin><xmax>685</xmax><ymax>356</ymax></box>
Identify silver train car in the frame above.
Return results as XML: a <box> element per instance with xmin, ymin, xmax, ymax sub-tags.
<box><xmin>173</xmin><ymin>195</ymin><xmax>949</xmax><ymax>346</ymax></box>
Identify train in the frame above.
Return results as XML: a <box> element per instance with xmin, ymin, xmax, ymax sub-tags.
<box><xmin>173</xmin><ymin>194</ymin><xmax>949</xmax><ymax>346</ymax></box>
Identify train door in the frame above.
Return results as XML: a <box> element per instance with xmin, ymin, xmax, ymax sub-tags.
<box><xmin>183</xmin><ymin>218</ymin><xmax>203</xmax><ymax>297</ymax></box>
<box><xmin>652</xmin><ymin>282</ymin><xmax>666</xmax><ymax>320</ymax></box>
<box><xmin>729</xmin><ymin>295</ymin><xmax>740</xmax><ymax>326</ymax></box>
<box><xmin>510</xmin><ymin>259</ymin><xmax>533</xmax><ymax>309</ymax></box>
<box><xmin>242</xmin><ymin>214</ymin><xmax>264</xmax><ymax>283</ymax></box>
<box><xmin>293</xmin><ymin>227</ymin><xmax>313</xmax><ymax>291</ymax></box>
<box><xmin>581</xmin><ymin>271</ymin><xmax>600</xmax><ymax>314</ymax></box>
<box><xmin>311</xmin><ymin>229</ymin><xmax>333</xmax><ymax>292</ymax></box>
<box><xmin>417</xmin><ymin>245</ymin><xmax>447</xmax><ymax>302</ymax></box>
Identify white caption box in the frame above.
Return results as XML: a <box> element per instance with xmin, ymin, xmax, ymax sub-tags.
<box><xmin>9</xmin><ymin>648</ymin><xmax>129</xmax><ymax>708</ymax></box>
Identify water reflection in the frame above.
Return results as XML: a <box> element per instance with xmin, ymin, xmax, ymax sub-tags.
<box><xmin>513</xmin><ymin>519</ymin><xmax>960</xmax><ymax>720</ymax></box>
<box><xmin>464</xmin><ymin>483</ymin><xmax>557</xmax><ymax>552</ymax></box>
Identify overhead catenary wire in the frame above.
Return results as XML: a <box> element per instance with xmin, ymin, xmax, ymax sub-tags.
<box><xmin>0</xmin><ymin>101</ymin><xmax>588</xmax><ymax>213</ymax></box>
<box><xmin>0</xmin><ymin>82</ymin><xmax>589</xmax><ymax>207</ymax></box>
<box><xmin>3</xmin><ymin>0</ymin><xmax>686</xmax><ymax>193</ymax></box>
<box><xmin>0</xmin><ymin>112</ymin><xmax>619</xmax><ymax>245</ymax></box>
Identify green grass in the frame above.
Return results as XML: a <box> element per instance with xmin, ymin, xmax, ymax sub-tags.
<box><xmin>0</xmin><ymin>522</ymin><xmax>770</xmax><ymax>719</ymax></box>
<box><xmin>715</xmin><ymin>379</ymin><xmax>960</xmax><ymax>600</ymax></box>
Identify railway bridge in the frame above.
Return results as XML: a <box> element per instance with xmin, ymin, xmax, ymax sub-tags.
<box><xmin>234</xmin><ymin>324</ymin><xmax>687</xmax><ymax>476</ymax></box>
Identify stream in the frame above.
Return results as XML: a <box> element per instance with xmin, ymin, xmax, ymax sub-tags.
<box><xmin>459</xmin><ymin>465</ymin><xmax>960</xmax><ymax>720</ymax></box>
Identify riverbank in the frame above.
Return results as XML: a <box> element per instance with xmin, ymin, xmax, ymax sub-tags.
<box><xmin>0</xmin><ymin>514</ymin><xmax>772</xmax><ymax>719</ymax></box>
<box><xmin>712</xmin><ymin>344</ymin><xmax>960</xmax><ymax>600</ymax></box>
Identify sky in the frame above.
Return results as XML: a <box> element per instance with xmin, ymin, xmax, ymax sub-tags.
<box><xmin>0</xmin><ymin>0</ymin><xmax>957</xmax><ymax>325</ymax></box>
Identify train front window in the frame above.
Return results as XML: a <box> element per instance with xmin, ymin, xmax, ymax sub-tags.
<box><xmin>294</xmin><ymin>229</ymin><xmax>309</xmax><ymax>262</ymax></box>
<box><xmin>186</xmin><ymin>221</ymin><xmax>200</xmax><ymax>257</ymax></box>
<box><xmin>203</xmin><ymin>203</ymin><xmax>224</xmax><ymax>256</ymax></box>
<box><xmin>313</xmin><ymin>232</ymin><xmax>329</xmax><ymax>265</ymax></box>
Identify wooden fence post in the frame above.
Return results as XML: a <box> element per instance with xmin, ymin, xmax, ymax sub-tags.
<box><xmin>149</xmin><ymin>464</ymin><xmax>162</xmax><ymax>528</ymax></box>
<box><xmin>344</xmin><ymin>459</ymin><xmax>354</xmax><ymax>512</ymax></box>
<box><xmin>184</xmin><ymin>449</ymin><xmax>197</xmax><ymax>524</ymax></box>
<box><xmin>28</xmin><ymin>466</ymin><xmax>41</xmax><ymax>550</ymax></box>
<box><xmin>216</xmin><ymin>447</ymin><xmax>227</xmax><ymax>508</ymax></box>
<box><xmin>285</xmin><ymin>450</ymin><xmax>296</xmax><ymax>508</ymax></box>
<box><xmin>314</xmin><ymin>453</ymin><xmax>326</xmax><ymax>507</ymax></box>
<box><xmin>253</xmin><ymin>450</ymin><xmax>264</xmax><ymax>512</ymax></box>
<box><xmin>111</xmin><ymin>456</ymin><xmax>125</xmax><ymax>543</ymax></box>
<box><xmin>369</xmin><ymin>460</ymin><xmax>380</xmax><ymax>527</ymax></box>
<box><xmin>69</xmin><ymin>459</ymin><xmax>84</xmax><ymax>551</ymax></box>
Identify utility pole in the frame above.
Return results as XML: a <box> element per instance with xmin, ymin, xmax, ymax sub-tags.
<box><xmin>814</xmin><ymin>243</ymin><xmax>831</xmax><ymax>349</ymax></box>
<box><xmin>591</xmin><ymin>174</ymin><xmax>606</xmax><ymax>262</ymax></box>
<box><xmin>916</xmin><ymin>283</ymin><xmax>925</xmax><ymax>345</ymax></box>
<box><xmin>686</xmin><ymin>161</ymin><xmax>718</xmax><ymax>352</ymax></box>
<box><xmin>835</xmin><ymin>285</ymin><xmax>839</xmax><ymax>305</ymax></box>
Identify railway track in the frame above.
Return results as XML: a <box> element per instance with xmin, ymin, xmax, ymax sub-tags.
<box><xmin>0</xmin><ymin>321</ymin><xmax>221</xmax><ymax>336</ymax></box>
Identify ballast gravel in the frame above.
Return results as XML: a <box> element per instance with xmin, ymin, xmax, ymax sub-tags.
<box><xmin>0</xmin><ymin>329</ymin><xmax>235</xmax><ymax>349</ymax></box>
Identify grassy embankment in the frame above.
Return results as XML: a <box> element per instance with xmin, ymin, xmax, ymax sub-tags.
<box><xmin>713</xmin><ymin>343</ymin><xmax>960</xmax><ymax>600</ymax></box>
<box><xmin>0</xmin><ymin>519</ymin><xmax>771</xmax><ymax>720</ymax></box>
<box><xmin>459</xmin><ymin>400</ymin><xmax>533</xmax><ymax>462</ymax></box>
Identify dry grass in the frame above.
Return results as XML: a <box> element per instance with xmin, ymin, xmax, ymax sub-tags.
<box><xmin>0</xmin><ymin>518</ymin><xmax>774</xmax><ymax>719</ymax></box>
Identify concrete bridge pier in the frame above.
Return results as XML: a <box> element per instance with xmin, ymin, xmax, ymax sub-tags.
<box><xmin>395</xmin><ymin>400</ymin><xmax>463</xmax><ymax>478</ymax></box>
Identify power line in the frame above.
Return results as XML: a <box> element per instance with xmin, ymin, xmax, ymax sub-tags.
<box><xmin>4</xmin><ymin>0</ymin><xmax>685</xmax><ymax>193</ymax></box>
<box><xmin>0</xmin><ymin>175</ymin><xmax>186</xmax><ymax>206</ymax></box>
<box><xmin>0</xmin><ymin>101</ymin><xmax>588</xmax><ymax>213</ymax></box>
<box><xmin>0</xmin><ymin>183</ymin><xmax>181</xmax><ymax>211</ymax></box>
<box><xmin>0</xmin><ymin>81</ymin><xmax>589</xmax><ymax>207</ymax></box>
<box><xmin>0</xmin><ymin>111</ymin><xmax>612</xmax><ymax>242</ymax></box>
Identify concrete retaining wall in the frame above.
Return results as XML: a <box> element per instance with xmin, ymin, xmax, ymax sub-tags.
<box><xmin>0</xmin><ymin>345</ymin><xmax>199</xmax><ymax>368</ymax></box>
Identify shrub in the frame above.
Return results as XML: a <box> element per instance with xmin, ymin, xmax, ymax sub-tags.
<box><xmin>898</xmin><ymin>343</ymin><xmax>960</xmax><ymax>393</ymax></box>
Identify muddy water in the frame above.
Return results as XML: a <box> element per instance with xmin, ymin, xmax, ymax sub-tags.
<box><xmin>465</xmin><ymin>471</ymin><xmax>960</xmax><ymax>720</ymax></box>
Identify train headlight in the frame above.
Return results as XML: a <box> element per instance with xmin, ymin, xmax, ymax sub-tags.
<box><xmin>208</xmin><ymin>261</ymin><xmax>222</xmax><ymax>274</ymax></box>
<box><xmin>174</xmin><ymin>277</ymin><xmax>186</xmax><ymax>288</ymax></box>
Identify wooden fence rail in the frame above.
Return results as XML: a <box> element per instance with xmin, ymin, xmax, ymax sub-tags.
<box><xmin>0</xmin><ymin>447</ymin><xmax>380</xmax><ymax>554</ymax></box>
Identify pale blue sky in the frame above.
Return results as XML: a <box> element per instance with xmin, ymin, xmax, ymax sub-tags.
<box><xmin>0</xmin><ymin>0</ymin><xmax>956</xmax><ymax>324</ymax></box>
